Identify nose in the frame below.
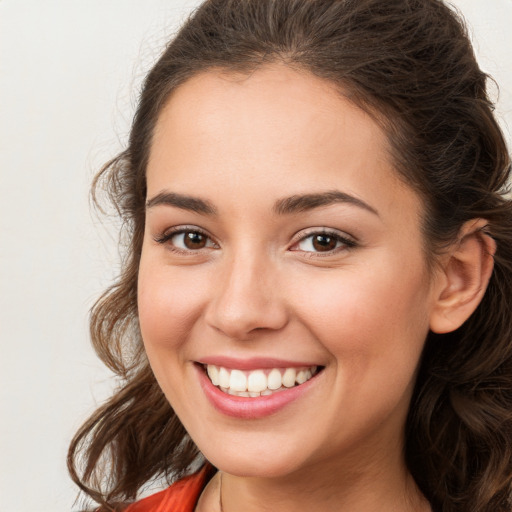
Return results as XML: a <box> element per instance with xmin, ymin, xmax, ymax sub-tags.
<box><xmin>204</xmin><ymin>251</ymin><xmax>289</xmax><ymax>340</ymax></box>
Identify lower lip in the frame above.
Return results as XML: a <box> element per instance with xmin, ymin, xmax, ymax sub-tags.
<box><xmin>196</xmin><ymin>364</ymin><xmax>321</xmax><ymax>419</ymax></box>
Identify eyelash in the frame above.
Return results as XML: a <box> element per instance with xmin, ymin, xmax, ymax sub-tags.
<box><xmin>153</xmin><ymin>226</ymin><xmax>357</xmax><ymax>255</ymax></box>
<box><xmin>290</xmin><ymin>229</ymin><xmax>357</xmax><ymax>256</ymax></box>
<box><xmin>153</xmin><ymin>226</ymin><xmax>218</xmax><ymax>254</ymax></box>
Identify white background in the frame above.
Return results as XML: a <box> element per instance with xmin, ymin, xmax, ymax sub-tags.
<box><xmin>0</xmin><ymin>1</ymin><xmax>511</xmax><ymax>511</ymax></box>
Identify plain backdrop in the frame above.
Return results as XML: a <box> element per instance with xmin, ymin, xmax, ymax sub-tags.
<box><xmin>0</xmin><ymin>1</ymin><xmax>511</xmax><ymax>511</ymax></box>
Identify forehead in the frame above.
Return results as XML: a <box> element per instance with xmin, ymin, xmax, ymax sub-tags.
<box><xmin>150</xmin><ymin>64</ymin><xmax>387</xmax><ymax>171</ymax></box>
<box><xmin>147</xmin><ymin>64</ymin><xmax>420</xmax><ymax>223</ymax></box>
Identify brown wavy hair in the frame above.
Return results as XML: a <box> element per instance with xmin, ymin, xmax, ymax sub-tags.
<box><xmin>68</xmin><ymin>1</ymin><xmax>512</xmax><ymax>510</ymax></box>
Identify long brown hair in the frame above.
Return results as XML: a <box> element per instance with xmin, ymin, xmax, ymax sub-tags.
<box><xmin>68</xmin><ymin>1</ymin><xmax>512</xmax><ymax>510</ymax></box>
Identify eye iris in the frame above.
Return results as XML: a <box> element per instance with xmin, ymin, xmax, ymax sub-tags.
<box><xmin>184</xmin><ymin>231</ymin><xmax>207</xmax><ymax>249</ymax></box>
<box><xmin>312</xmin><ymin>234</ymin><xmax>337</xmax><ymax>252</ymax></box>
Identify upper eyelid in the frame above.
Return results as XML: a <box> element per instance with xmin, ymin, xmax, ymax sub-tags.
<box><xmin>158</xmin><ymin>225</ymin><xmax>210</xmax><ymax>236</ymax></box>
<box><xmin>153</xmin><ymin>225</ymin><xmax>217</xmax><ymax>245</ymax></box>
<box><xmin>290</xmin><ymin>227</ymin><xmax>357</xmax><ymax>244</ymax></box>
<box><xmin>288</xmin><ymin>230</ymin><xmax>358</xmax><ymax>256</ymax></box>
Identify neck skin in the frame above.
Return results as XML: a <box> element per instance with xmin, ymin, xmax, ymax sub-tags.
<box><xmin>196</xmin><ymin>429</ymin><xmax>431</xmax><ymax>512</ymax></box>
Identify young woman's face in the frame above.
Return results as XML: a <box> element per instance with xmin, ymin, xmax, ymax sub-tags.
<box><xmin>138</xmin><ymin>65</ymin><xmax>440</xmax><ymax>479</ymax></box>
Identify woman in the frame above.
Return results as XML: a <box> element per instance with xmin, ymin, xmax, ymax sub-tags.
<box><xmin>68</xmin><ymin>0</ymin><xmax>512</xmax><ymax>511</ymax></box>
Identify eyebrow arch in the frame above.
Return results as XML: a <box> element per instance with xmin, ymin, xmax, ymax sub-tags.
<box><xmin>273</xmin><ymin>190</ymin><xmax>379</xmax><ymax>216</ymax></box>
<box><xmin>146</xmin><ymin>191</ymin><xmax>217</xmax><ymax>215</ymax></box>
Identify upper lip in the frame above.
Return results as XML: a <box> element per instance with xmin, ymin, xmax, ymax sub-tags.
<box><xmin>197</xmin><ymin>356</ymin><xmax>322</xmax><ymax>371</ymax></box>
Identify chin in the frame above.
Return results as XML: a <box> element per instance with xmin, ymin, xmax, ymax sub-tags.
<box><xmin>198</xmin><ymin>435</ymin><xmax>309</xmax><ymax>478</ymax></box>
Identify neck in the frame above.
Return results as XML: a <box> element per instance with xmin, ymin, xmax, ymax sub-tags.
<box><xmin>220</xmin><ymin>467</ymin><xmax>429</xmax><ymax>512</ymax></box>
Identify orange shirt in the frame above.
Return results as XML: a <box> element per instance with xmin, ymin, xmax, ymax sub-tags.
<box><xmin>124</xmin><ymin>465</ymin><xmax>214</xmax><ymax>512</ymax></box>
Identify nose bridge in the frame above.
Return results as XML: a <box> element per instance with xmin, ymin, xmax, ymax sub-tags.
<box><xmin>206</xmin><ymin>244</ymin><xmax>287</xmax><ymax>339</ymax></box>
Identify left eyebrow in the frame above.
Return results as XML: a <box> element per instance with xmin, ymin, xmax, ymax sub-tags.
<box><xmin>273</xmin><ymin>190</ymin><xmax>379</xmax><ymax>216</ymax></box>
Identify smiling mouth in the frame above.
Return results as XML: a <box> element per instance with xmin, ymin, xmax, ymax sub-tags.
<box><xmin>202</xmin><ymin>364</ymin><xmax>323</xmax><ymax>397</ymax></box>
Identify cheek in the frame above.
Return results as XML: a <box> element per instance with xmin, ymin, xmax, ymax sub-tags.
<box><xmin>288</xmin><ymin>261</ymin><xmax>431</xmax><ymax>438</ymax></box>
<box><xmin>289</xmin><ymin>256</ymin><xmax>431</xmax><ymax>360</ymax></box>
<box><xmin>137</xmin><ymin>258</ymin><xmax>207</xmax><ymax>353</ymax></box>
<box><xmin>137</xmin><ymin>258</ymin><xmax>210</xmax><ymax>412</ymax></box>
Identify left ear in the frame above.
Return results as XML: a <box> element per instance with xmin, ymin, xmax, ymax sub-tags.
<box><xmin>429</xmin><ymin>219</ymin><xmax>496</xmax><ymax>334</ymax></box>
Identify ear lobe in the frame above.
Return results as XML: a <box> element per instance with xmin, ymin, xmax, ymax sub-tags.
<box><xmin>429</xmin><ymin>219</ymin><xmax>496</xmax><ymax>334</ymax></box>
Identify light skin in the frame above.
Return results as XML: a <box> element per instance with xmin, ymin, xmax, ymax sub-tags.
<box><xmin>137</xmin><ymin>64</ymin><xmax>495</xmax><ymax>511</ymax></box>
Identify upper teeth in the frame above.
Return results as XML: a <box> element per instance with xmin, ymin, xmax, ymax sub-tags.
<box><xmin>206</xmin><ymin>365</ymin><xmax>318</xmax><ymax>396</ymax></box>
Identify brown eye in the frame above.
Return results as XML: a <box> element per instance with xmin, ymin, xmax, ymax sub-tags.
<box><xmin>312</xmin><ymin>234</ymin><xmax>337</xmax><ymax>252</ymax></box>
<box><xmin>183</xmin><ymin>231</ymin><xmax>207</xmax><ymax>249</ymax></box>
<box><xmin>293</xmin><ymin>230</ymin><xmax>356</xmax><ymax>254</ymax></box>
<box><xmin>157</xmin><ymin>229</ymin><xmax>217</xmax><ymax>251</ymax></box>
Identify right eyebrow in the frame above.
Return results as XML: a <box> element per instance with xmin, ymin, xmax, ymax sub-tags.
<box><xmin>145</xmin><ymin>191</ymin><xmax>217</xmax><ymax>215</ymax></box>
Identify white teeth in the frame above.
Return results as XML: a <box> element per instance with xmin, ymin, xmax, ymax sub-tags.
<box><xmin>267</xmin><ymin>368</ymin><xmax>282</xmax><ymax>390</ymax></box>
<box><xmin>207</xmin><ymin>365</ymin><xmax>219</xmax><ymax>386</ymax></box>
<box><xmin>205</xmin><ymin>364</ymin><xmax>320</xmax><ymax>396</ymax></box>
<box><xmin>247</xmin><ymin>370</ymin><xmax>267</xmax><ymax>392</ymax></box>
<box><xmin>219</xmin><ymin>367</ymin><xmax>230</xmax><ymax>388</ymax></box>
<box><xmin>229</xmin><ymin>369</ymin><xmax>247</xmax><ymax>392</ymax></box>
<box><xmin>296</xmin><ymin>370</ymin><xmax>307</xmax><ymax>384</ymax></box>
<box><xmin>282</xmin><ymin>368</ymin><xmax>296</xmax><ymax>388</ymax></box>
